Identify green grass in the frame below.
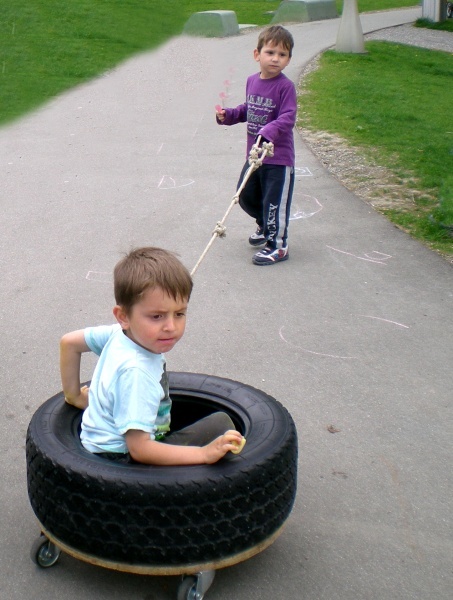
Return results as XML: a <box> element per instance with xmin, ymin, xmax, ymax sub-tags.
<box><xmin>338</xmin><ymin>0</ymin><xmax>417</xmax><ymax>12</ymax></box>
<box><xmin>298</xmin><ymin>42</ymin><xmax>453</xmax><ymax>257</ymax></box>
<box><xmin>416</xmin><ymin>18</ymin><xmax>453</xmax><ymax>32</ymax></box>
<box><xmin>1</xmin><ymin>1</ymin><xmax>181</xmax><ymax>124</ymax></box>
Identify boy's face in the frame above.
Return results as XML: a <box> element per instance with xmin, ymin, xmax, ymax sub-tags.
<box><xmin>113</xmin><ymin>286</ymin><xmax>188</xmax><ymax>354</ymax></box>
<box><xmin>254</xmin><ymin>42</ymin><xmax>291</xmax><ymax>79</ymax></box>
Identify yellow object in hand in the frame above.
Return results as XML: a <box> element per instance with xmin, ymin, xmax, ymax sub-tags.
<box><xmin>231</xmin><ymin>437</ymin><xmax>246</xmax><ymax>454</ymax></box>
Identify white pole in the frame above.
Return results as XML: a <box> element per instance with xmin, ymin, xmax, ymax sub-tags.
<box><xmin>335</xmin><ymin>0</ymin><xmax>365</xmax><ymax>53</ymax></box>
<box><xmin>422</xmin><ymin>0</ymin><xmax>444</xmax><ymax>21</ymax></box>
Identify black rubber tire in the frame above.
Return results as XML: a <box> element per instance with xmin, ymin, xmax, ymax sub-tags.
<box><xmin>26</xmin><ymin>372</ymin><xmax>298</xmax><ymax>568</ymax></box>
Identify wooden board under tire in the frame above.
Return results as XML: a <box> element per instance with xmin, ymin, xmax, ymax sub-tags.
<box><xmin>36</xmin><ymin>522</ymin><xmax>286</xmax><ymax>576</ymax></box>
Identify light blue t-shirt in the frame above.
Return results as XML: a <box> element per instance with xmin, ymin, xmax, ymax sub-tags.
<box><xmin>80</xmin><ymin>324</ymin><xmax>171</xmax><ymax>453</ymax></box>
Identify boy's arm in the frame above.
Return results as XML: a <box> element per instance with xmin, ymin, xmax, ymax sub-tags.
<box><xmin>60</xmin><ymin>330</ymin><xmax>91</xmax><ymax>409</ymax></box>
<box><xmin>258</xmin><ymin>83</ymin><xmax>297</xmax><ymax>143</ymax></box>
<box><xmin>125</xmin><ymin>429</ymin><xmax>244</xmax><ymax>466</ymax></box>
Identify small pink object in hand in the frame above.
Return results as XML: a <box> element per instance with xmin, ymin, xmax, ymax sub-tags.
<box><xmin>215</xmin><ymin>104</ymin><xmax>223</xmax><ymax>112</ymax></box>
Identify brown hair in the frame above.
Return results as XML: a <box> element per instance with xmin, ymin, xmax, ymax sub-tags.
<box><xmin>114</xmin><ymin>247</ymin><xmax>193</xmax><ymax>313</ymax></box>
<box><xmin>257</xmin><ymin>25</ymin><xmax>294</xmax><ymax>58</ymax></box>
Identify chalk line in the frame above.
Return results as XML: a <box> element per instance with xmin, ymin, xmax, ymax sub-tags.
<box><xmin>327</xmin><ymin>246</ymin><xmax>392</xmax><ymax>265</ymax></box>
<box><xmin>279</xmin><ymin>326</ymin><xmax>358</xmax><ymax>360</ymax></box>
<box><xmin>158</xmin><ymin>176</ymin><xmax>195</xmax><ymax>190</ymax></box>
<box><xmin>86</xmin><ymin>271</ymin><xmax>111</xmax><ymax>282</ymax></box>
<box><xmin>290</xmin><ymin>195</ymin><xmax>323</xmax><ymax>220</ymax></box>
<box><xmin>295</xmin><ymin>167</ymin><xmax>313</xmax><ymax>177</ymax></box>
<box><xmin>359</xmin><ymin>315</ymin><xmax>410</xmax><ymax>329</ymax></box>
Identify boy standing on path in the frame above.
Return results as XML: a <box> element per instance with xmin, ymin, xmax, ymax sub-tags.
<box><xmin>216</xmin><ymin>25</ymin><xmax>297</xmax><ymax>266</ymax></box>
<box><xmin>60</xmin><ymin>247</ymin><xmax>243</xmax><ymax>465</ymax></box>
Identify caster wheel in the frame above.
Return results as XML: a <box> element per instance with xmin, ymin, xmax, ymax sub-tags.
<box><xmin>177</xmin><ymin>571</ymin><xmax>215</xmax><ymax>600</ymax></box>
<box><xmin>30</xmin><ymin>535</ymin><xmax>61</xmax><ymax>568</ymax></box>
<box><xmin>177</xmin><ymin>576</ymin><xmax>198</xmax><ymax>600</ymax></box>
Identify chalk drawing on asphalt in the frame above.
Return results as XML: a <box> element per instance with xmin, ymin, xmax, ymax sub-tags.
<box><xmin>295</xmin><ymin>167</ymin><xmax>313</xmax><ymax>177</ymax></box>
<box><xmin>279</xmin><ymin>326</ymin><xmax>358</xmax><ymax>360</ymax></box>
<box><xmin>359</xmin><ymin>316</ymin><xmax>409</xmax><ymax>329</ymax></box>
<box><xmin>290</xmin><ymin>194</ymin><xmax>323</xmax><ymax>220</ymax></box>
<box><xmin>327</xmin><ymin>246</ymin><xmax>392</xmax><ymax>265</ymax></box>
<box><xmin>158</xmin><ymin>176</ymin><xmax>195</xmax><ymax>190</ymax></box>
<box><xmin>86</xmin><ymin>271</ymin><xmax>111</xmax><ymax>282</ymax></box>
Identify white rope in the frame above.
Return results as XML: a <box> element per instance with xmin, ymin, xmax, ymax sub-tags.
<box><xmin>191</xmin><ymin>137</ymin><xmax>274</xmax><ymax>276</ymax></box>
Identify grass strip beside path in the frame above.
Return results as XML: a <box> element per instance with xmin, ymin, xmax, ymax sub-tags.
<box><xmin>298</xmin><ymin>41</ymin><xmax>453</xmax><ymax>258</ymax></box>
<box><xmin>1</xmin><ymin>1</ymin><xmax>182</xmax><ymax>125</ymax></box>
<box><xmin>347</xmin><ymin>0</ymin><xmax>417</xmax><ymax>11</ymax></box>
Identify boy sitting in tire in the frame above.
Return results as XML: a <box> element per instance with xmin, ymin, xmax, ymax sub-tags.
<box><xmin>60</xmin><ymin>246</ymin><xmax>244</xmax><ymax>465</ymax></box>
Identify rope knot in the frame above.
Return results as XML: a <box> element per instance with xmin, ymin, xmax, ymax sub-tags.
<box><xmin>248</xmin><ymin>140</ymin><xmax>275</xmax><ymax>167</ymax></box>
<box><xmin>262</xmin><ymin>141</ymin><xmax>274</xmax><ymax>157</ymax></box>
<box><xmin>213</xmin><ymin>222</ymin><xmax>227</xmax><ymax>237</ymax></box>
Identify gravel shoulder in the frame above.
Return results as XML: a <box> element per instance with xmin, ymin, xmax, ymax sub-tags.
<box><xmin>365</xmin><ymin>22</ymin><xmax>453</xmax><ymax>52</ymax></box>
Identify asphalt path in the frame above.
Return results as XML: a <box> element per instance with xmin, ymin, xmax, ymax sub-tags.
<box><xmin>1</xmin><ymin>6</ymin><xmax>452</xmax><ymax>600</ymax></box>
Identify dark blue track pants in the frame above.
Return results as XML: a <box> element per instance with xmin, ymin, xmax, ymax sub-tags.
<box><xmin>237</xmin><ymin>162</ymin><xmax>295</xmax><ymax>249</ymax></box>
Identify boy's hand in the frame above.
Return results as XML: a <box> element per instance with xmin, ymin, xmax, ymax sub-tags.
<box><xmin>65</xmin><ymin>385</ymin><xmax>89</xmax><ymax>410</ymax></box>
<box><xmin>203</xmin><ymin>430</ymin><xmax>245</xmax><ymax>464</ymax></box>
<box><xmin>215</xmin><ymin>105</ymin><xmax>226</xmax><ymax>122</ymax></box>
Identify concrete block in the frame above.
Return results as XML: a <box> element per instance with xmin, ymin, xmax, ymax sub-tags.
<box><xmin>183</xmin><ymin>10</ymin><xmax>240</xmax><ymax>37</ymax></box>
<box><xmin>271</xmin><ymin>0</ymin><xmax>337</xmax><ymax>24</ymax></box>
